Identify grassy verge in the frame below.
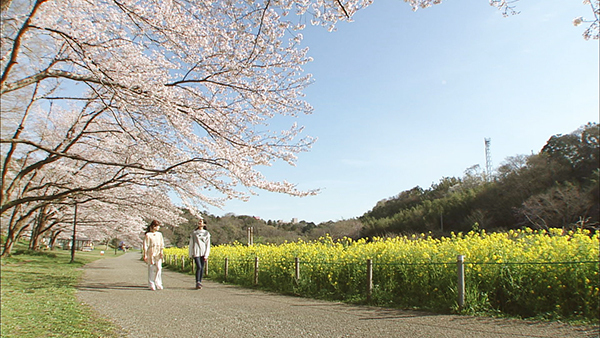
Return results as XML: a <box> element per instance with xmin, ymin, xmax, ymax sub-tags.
<box><xmin>1</xmin><ymin>244</ymin><xmax>126</xmax><ymax>338</ymax></box>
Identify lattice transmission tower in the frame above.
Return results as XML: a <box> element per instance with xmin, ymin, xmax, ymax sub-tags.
<box><xmin>484</xmin><ymin>138</ymin><xmax>492</xmax><ymax>181</ymax></box>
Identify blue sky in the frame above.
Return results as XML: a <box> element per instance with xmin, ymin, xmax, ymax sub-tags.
<box><xmin>204</xmin><ymin>0</ymin><xmax>599</xmax><ymax>224</ymax></box>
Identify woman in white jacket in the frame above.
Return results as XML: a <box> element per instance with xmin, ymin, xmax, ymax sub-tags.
<box><xmin>189</xmin><ymin>217</ymin><xmax>211</xmax><ymax>289</ymax></box>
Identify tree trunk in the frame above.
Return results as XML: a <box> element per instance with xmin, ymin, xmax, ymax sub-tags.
<box><xmin>28</xmin><ymin>205</ymin><xmax>57</xmax><ymax>251</ymax></box>
<box><xmin>49</xmin><ymin>230</ymin><xmax>62</xmax><ymax>250</ymax></box>
<box><xmin>1</xmin><ymin>233</ymin><xmax>16</xmax><ymax>257</ymax></box>
<box><xmin>1</xmin><ymin>221</ymin><xmax>30</xmax><ymax>256</ymax></box>
<box><xmin>1</xmin><ymin>207</ymin><xmax>32</xmax><ymax>256</ymax></box>
<box><xmin>28</xmin><ymin>216</ymin><xmax>42</xmax><ymax>251</ymax></box>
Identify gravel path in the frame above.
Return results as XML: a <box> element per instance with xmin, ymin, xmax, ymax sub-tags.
<box><xmin>77</xmin><ymin>252</ymin><xmax>599</xmax><ymax>338</ymax></box>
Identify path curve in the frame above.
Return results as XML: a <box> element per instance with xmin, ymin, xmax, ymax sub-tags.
<box><xmin>77</xmin><ymin>252</ymin><xmax>598</xmax><ymax>338</ymax></box>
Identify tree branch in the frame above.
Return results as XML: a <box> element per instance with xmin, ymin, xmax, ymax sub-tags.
<box><xmin>0</xmin><ymin>0</ymin><xmax>49</xmax><ymax>88</ymax></box>
<box><xmin>336</xmin><ymin>0</ymin><xmax>350</xmax><ymax>18</ymax></box>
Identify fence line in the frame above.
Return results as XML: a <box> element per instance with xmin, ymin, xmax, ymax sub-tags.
<box><xmin>165</xmin><ymin>254</ymin><xmax>599</xmax><ymax>267</ymax></box>
<box><xmin>163</xmin><ymin>252</ymin><xmax>599</xmax><ymax>310</ymax></box>
<box><xmin>467</xmin><ymin>261</ymin><xmax>600</xmax><ymax>265</ymax></box>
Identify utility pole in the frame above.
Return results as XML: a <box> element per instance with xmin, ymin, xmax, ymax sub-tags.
<box><xmin>70</xmin><ymin>203</ymin><xmax>78</xmax><ymax>263</ymax></box>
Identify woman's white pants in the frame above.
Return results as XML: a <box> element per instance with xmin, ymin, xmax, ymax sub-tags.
<box><xmin>147</xmin><ymin>259</ymin><xmax>163</xmax><ymax>290</ymax></box>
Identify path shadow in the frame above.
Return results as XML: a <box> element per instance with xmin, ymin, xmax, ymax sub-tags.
<box><xmin>290</xmin><ymin>302</ymin><xmax>441</xmax><ymax>320</ymax></box>
<box><xmin>82</xmin><ymin>266</ymin><xmax>112</xmax><ymax>269</ymax></box>
<box><xmin>78</xmin><ymin>283</ymin><xmax>205</xmax><ymax>292</ymax></box>
<box><xmin>77</xmin><ymin>283</ymin><xmax>148</xmax><ymax>291</ymax></box>
<box><xmin>356</xmin><ymin>308</ymin><xmax>441</xmax><ymax>320</ymax></box>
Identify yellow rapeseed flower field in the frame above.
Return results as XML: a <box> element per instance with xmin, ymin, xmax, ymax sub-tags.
<box><xmin>164</xmin><ymin>229</ymin><xmax>599</xmax><ymax>321</ymax></box>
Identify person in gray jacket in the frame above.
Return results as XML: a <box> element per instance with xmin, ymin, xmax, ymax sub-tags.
<box><xmin>189</xmin><ymin>217</ymin><xmax>211</xmax><ymax>289</ymax></box>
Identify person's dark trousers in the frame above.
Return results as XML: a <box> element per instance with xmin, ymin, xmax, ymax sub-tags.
<box><xmin>193</xmin><ymin>256</ymin><xmax>205</xmax><ymax>284</ymax></box>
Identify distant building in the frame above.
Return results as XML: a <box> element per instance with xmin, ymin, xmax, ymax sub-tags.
<box><xmin>56</xmin><ymin>237</ymin><xmax>94</xmax><ymax>251</ymax></box>
<box><xmin>291</xmin><ymin>218</ymin><xmax>299</xmax><ymax>224</ymax></box>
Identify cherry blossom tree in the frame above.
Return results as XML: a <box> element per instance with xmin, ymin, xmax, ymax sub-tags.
<box><xmin>2</xmin><ymin>0</ymin><xmax>364</xmax><ymax>254</ymax></box>
<box><xmin>25</xmin><ymin>187</ymin><xmax>185</xmax><ymax>252</ymax></box>
<box><xmin>0</xmin><ymin>159</ymin><xmax>185</xmax><ymax>255</ymax></box>
<box><xmin>2</xmin><ymin>0</ymin><xmax>328</xmax><ymax>214</ymax></box>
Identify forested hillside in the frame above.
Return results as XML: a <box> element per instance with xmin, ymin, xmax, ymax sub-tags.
<box><xmin>360</xmin><ymin>122</ymin><xmax>599</xmax><ymax>237</ymax></box>
<box><xmin>162</xmin><ymin>210</ymin><xmax>364</xmax><ymax>246</ymax></box>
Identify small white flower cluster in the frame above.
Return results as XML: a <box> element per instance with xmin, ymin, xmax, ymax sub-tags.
<box><xmin>488</xmin><ymin>0</ymin><xmax>520</xmax><ymax>17</ymax></box>
<box><xmin>573</xmin><ymin>0</ymin><xmax>599</xmax><ymax>40</ymax></box>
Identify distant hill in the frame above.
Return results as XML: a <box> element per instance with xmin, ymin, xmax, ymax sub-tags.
<box><xmin>359</xmin><ymin>122</ymin><xmax>599</xmax><ymax>237</ymax></box>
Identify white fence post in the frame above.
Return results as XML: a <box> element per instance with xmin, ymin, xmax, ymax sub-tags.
<box><xmin>254</xmin><ymin>256</ymin><xmax>259</xmax><ymax>285</ymax></box>
<box><xmin>457</xmin><ymin>255</ymin><xmax>465</xmax><ymax>309</ymax></box>
<box><xmin>367</xmin><ymin>259</ymin><xmax>373</xmax><ymax>302</ymax></box>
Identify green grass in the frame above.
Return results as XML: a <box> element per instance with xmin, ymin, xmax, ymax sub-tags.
<box><xmin>1</xmin><ymin>244</ymin><xmax>126</xmax><ymax>338</ymax></box>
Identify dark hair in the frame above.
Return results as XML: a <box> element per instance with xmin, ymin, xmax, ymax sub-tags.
<box><xmin>146</xmin><ymin>220</ymin><xmax>160</xmax><ymax>233</ymax></box>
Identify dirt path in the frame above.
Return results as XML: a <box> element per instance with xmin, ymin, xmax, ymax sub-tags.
<box><xmin>77</xmin><ymin>252</ymin><xmax>598</xmax><ymax>338</ymax></box>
